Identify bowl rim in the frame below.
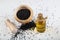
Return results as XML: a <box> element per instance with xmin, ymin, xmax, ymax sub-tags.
<box><xmin>14</xmin><ymin>5</ymin><xmax>33</xmax><ymax>24</ymax></box>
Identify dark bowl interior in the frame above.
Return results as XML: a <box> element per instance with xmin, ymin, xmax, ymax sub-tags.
<box><xmin>16</xmin><ymin>8</ymin><xmax>31</xmax><ymax>20</ymax></box>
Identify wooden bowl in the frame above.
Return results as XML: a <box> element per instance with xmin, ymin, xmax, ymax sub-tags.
<box><xmin>14</xmin><ymin>5</ymin><xmax>33</xmax><ymax>24</ymax></box>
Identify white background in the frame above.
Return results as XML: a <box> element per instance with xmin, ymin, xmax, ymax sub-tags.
<box><xmin>0</xmin><ymin>0</ymin><xmax>60</xmax><ymax>40</ymax></box>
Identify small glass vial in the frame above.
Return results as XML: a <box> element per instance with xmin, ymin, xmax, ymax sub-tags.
<box><xmin>34</xmin><ymin>13</ymin><xmax>47</xmax><ymax>33</ymax></box>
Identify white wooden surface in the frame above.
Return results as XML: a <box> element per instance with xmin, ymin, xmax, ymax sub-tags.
<box><xmin>0</xmin><ymin>0</ymin><xmax>60</xmax><ymax>40</ymax></box>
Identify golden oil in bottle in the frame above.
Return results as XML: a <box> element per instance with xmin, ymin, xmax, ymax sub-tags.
<box><xmin>35</xmin><ymin>20</ymin><xmax>46</xmax><ymax>33</ymax></box>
